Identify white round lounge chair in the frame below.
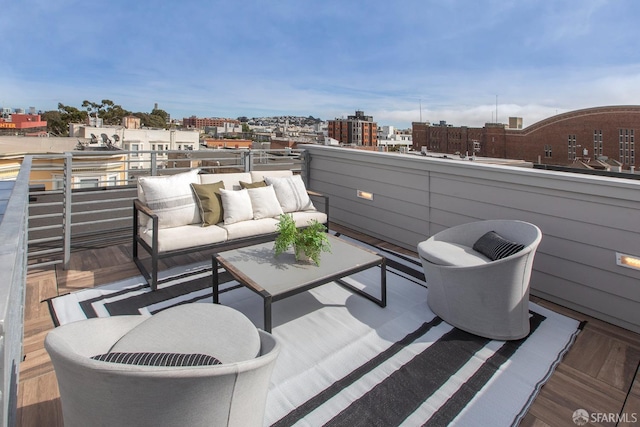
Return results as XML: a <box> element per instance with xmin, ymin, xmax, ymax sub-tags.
<box><xmin>45</xmin><ymin>304</ymin><xmax>280</xmax><ymax>427</ymax></box>
<box><xmin>417</xmin><ymin>220</ymin><xmax>542</xmax><ymax>340</ymax></box>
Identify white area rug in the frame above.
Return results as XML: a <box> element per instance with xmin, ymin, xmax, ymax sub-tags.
<box><xmin>48</xmin><ymin>236</ymin><xmax>581</xmax><ymax>426</ymax></box>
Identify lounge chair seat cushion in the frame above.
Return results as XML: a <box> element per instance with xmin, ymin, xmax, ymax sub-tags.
<box><xmin>109</xmin><ymin>304</ymin><xmax>261</xmax><ymax>364</ymax></box>
<box><xmin>417</xmin><ymin>240</ymin><xmax>491</xmax><ymax>267</ymax></box>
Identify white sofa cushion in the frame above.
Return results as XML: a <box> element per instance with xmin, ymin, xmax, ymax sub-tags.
<box><xmin>138</xmin><ymin>169</ymin><xmax>201</xmax><ymax>229</ymax></box>
<box><xmin>265</xmin><ymin>174</ymin><xmax>315</xmax><ymax>213</ymax></box>
<box><xmin>220</xmin><ymin>188</ymin><xmax>254</xmax><ymax>225</ymax></box>
<box><xmin>140</xmin><ymin>223</ymin><xmax>227</xmax><ymax>253</ymax></box>
<box><xmin>288</xmin><ymin>211</ymin><xmax>328</xmax><ymax>227</ymax></box>
<box><xmin>417</xmin><ymin>241</ymin><xmax>491</xmax><ymax>267</ymax></box>
<box><xmin>222</xmin><ymin>218</ymin><xmax>279</xmax><ymax>240</ymax></box>
<box><xmin>247</xmin><ymin>185</ymin><xmax>284</xmax><ymax>220</ymax></box>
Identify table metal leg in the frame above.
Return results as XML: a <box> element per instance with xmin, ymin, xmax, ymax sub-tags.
<box><xmin>264</xmin><ymin>296</ymin><xmax>272</xmax><ymax>333</ymax></box>
<box><xmin>380</xmin><ymin>257</ymin><xmax>387</xmax><ymax>308</ymax></box>
<box><xmin>212</xmin><ymin>256</ymin><xmax>219</xmax><ymax>304</ymax></box>
<box><xmin>335</xmin><ymin>258</ymin><xmax>387</xmax><ymax>308</ymax></box>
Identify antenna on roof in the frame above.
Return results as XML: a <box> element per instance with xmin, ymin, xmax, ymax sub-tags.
<box><xmin>419</xmin><ymin>98</ymin><xmax>422</xmax><ymax>122</ymax></box>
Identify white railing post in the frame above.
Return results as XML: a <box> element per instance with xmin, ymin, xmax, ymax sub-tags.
<box><xmin>62</xmin><ymin>153</ymin><xmax>72</xmax><ymax>270</ymax></box>
<box><xmin>244</xmin><ymin>150</ymin><xmax>253</xmax><ymax>172</ymax></box>
<box><xmin>301</xmin><ymin>149</ymin><xmax>311</xmax><ymax>187</ymax></box>
<box><xmin>150</xmin><ymin>151</ymin><xmax>158</xmax><ymax>176</ymax></box>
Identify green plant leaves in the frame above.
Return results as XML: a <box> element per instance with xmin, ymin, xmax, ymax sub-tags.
<box><xmin>273</xmin><ymin>214</ymin><xmax>331</xmax><ymax>265</ymax></box>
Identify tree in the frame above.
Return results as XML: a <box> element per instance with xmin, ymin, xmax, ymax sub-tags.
<box><xmin>151</xmin><ymin>108</ymin><xmax>169</xmax><ymax>123</ymax></box>
<box><xmin>133</xmin><ymin>112</ymin><xmax>166</xmax><ymax>128</ymax></box>
<box><xmin>81</xmin><ymin>99</ymin><xmax>130</xmax><ymax>125</ymax></box>
<box><xmin>43</xmin><ymin>100</ymin><xmax>170</xmax><ymax>135</ymax></box>
<box><xmin>43</xmin><ymin>103</ymin><xmax>88</xmax><ymax>136</ymax></box>
<box><xmin>41</xmin><ymin>110</ymin><xmax>65</xmax><ymax>136</ymax></box>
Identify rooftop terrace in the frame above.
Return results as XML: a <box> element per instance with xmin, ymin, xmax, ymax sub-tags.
<box><xmin>3</xmin><ymin>146</ymin><xmax>640</xmax><ymax>425</ymax></box>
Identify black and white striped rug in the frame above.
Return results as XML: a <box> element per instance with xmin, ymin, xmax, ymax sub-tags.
<box><xmin>48</xmin><ymin>236</ymin><xmax>582</xmax><ymax>426</ymax></box>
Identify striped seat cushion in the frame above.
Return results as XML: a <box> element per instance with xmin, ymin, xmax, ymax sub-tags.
<box><xmin>472</xmin><ymin>231</ymin><xmax>525</xmax><ymax>261</ymax></box>
<box><xmin>91</xmin><ymin>352</ymin><xmax>221</xmax><ymax>367</ymax></box>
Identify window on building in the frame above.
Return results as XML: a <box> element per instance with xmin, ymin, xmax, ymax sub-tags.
<box><xmin>619</xmin><ymin>129</ymin><xmax>635</xmax><ymax>165</ymax></box>
<box><xmin>78</xmin><ymin>178</ymin><xmax>99</xmax><ymax>189</ymax></box>
<box><xmin>131</xmin><ymin>143</ymin><xmax>139</xmax><ymax>157</ymax></box>
<box><xmin>632</xmin><ymin>130</ymin><xmax>635</xmax><ymax>165</ymax></box>
<box><xmin>544</xmin><ymin>144</ymin><xmax>552</xmax><ymax>158</ymax></box>
<box><xmin>593</xmin><ymin>130</ymin><xmax>603</xmax><ymax>157</ymax></box>
<box><xmin>568</xmin><ymin>135</ymin><xmax>576</xmax><ymax>160</ymax></box>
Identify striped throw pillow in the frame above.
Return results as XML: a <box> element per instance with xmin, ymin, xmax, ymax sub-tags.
<box><xmin>138</xmin><ymin>169</ymin><xmax>201</xmax><ymax>229</ymax></box>
<box><xmin>472</xmin><ymin>231</ymin><xmax>525</xmax><ymax>261</ymax></box>
<box><xmin>91</xmin><ymin>352</ymin><xmax>221</xmax><ymax>367</ymax></box>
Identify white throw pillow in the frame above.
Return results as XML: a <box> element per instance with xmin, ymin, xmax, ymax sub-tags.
<box><xmin>138</xmin><ymin>169</ymin><xmax>201</xmax><ymax>229</ymax></box>
<box><xmin>219</xmin><ymin>188</ymin><xmax>254</xmax><ymax>225</ymax></box>
<box><xmin>247</xmin><ymin>185</ymin><xmax>284</xmax><ymax>219</ymax></box>
<box><xmin>265</xmin><ymin>174</ymin><xmax>315</xmax><ymax>213</ymax></box>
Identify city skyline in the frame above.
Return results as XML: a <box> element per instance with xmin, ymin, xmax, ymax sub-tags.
<box><xmin>2</xmin><ymin>0</ymin><xmax>640</xmax><ymax>129</ymax></box>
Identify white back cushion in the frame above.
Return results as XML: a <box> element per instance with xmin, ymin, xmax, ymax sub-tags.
<box><xmin>138</xmin><ymin>169</ymin><xmax>200</xmax><ymax>229</ymax></box>
<box><xmin>219</xmin><ymin>188</ymin><xmax>254</xmax><ymax>225</ymax></box>
<box><xmin>265</xmin><ymin>174</ymin><xmax>315</xmax><ymax>213</ymax></box>
<box><xmin>247</xmin><ymin>185</ymin><xmax>284</xmax><ymax>219</ymax></box>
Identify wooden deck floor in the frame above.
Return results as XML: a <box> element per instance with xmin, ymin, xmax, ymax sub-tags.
<box><xmin>17</xmin><ymin>225</ymin><xmax>640</xmax><ymax>427</ymax></box>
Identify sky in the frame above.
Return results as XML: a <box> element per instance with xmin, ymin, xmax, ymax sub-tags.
<box><xmin>2</xmin><ymin>0</ymin><xmax>640</xmax><ymax>129</ymax></box>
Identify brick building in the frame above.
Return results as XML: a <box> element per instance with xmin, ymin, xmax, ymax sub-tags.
<box><xmin>328</xmin><ymin>110</ymin><xmax>377</xmax><ymax>146</ymax></box>
<box><xmin>183</xmin><ymin>116</ymin><xmax>240</xmax><ymax>128</ymax></box>
<box><xmin>412</xmin><ymin>106</ymin><xmax>640</xmax><ymax>170</ymax></box>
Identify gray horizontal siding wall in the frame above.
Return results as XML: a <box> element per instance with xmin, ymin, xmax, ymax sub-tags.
<box><xmin>303</xmin><ymin>145</ymin><xmax>640</xmax><ymax>333</ymax></box>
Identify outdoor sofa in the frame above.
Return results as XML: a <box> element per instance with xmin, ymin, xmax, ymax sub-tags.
<box><xmin>133</xmin><ymin>169</ymin><xmax>328</xmax><ymax>290</ymax></box>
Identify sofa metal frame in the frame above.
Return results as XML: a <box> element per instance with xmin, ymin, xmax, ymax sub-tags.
<box><xmin>133</xmin><ymin>190</ymin><xmax>329</xmax><ymax>291</ymax></box>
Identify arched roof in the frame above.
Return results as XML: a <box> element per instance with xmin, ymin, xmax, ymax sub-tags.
<box><xmin>518</xmin><ymin>105</ymin><xmax>640</xmax><ymax>135</ymax></box>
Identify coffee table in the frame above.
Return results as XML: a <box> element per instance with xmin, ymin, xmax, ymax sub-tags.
<box><xmin>212</xmin><ymin>234</ymin><xmax>386</xmax><ymax>332</ymax></box>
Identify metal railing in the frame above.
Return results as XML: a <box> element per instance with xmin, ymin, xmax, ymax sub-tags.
<box><xmin>0</xmin><ymin>156</ymin><xmax>30</xmax><ymax>427</ymax></box>
<box><xmin>26</xmin><ymin>148</ymin><xmax>306</xmax><ymax>270</ymax></box>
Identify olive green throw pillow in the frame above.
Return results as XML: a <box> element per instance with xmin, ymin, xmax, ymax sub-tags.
<box><xmin>239</xmin><ymin>180</ymin><xmax>266</xmax><ymax>189</ymax></box>
<box><xmin>190</xmin><ymin>181</ymin><xmax>225</xmax><ymax>226</ymax></box>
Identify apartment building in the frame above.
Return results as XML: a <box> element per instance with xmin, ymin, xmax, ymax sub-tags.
<box><xmin>377</xmin><ymin>126</ymin><xmax>413</xmax><ymax>151</ymax></box>
<box><xmin>183</xmin><ymin>116</ymin><xmax>240</xmax><ymax>129</ymax></box>
<box><xmin>70</xmin><ymin>116</ymin><xmax>200</xmax><ymax>171</ymax></box>
<box><xmin>328</xmin><ymin>110</ymin><xmax>377</xmax><ymax>146</ymax></box>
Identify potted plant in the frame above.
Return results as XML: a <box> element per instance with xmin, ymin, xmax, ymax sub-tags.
<box><xmin>274</xmin><ymin>214</ymin><xmax>331</xmax><ymax>265</ymax></box>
